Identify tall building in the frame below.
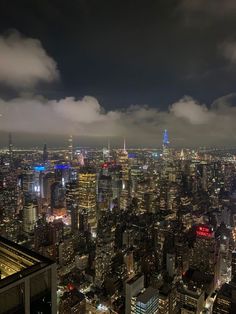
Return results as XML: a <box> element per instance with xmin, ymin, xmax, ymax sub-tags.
<box><xmin>125</xmin><ymin>274</ymin><xmax>145</xmax><ymax>314</ymax></box>
<box><xmin>124</xmin><ymin>250</ymin><xmax>134</xmax><ymax>278</ymax></box>
<box><xmin>23</xmin><ymin>199</ymin><xmax>37</xmax><ymax>234</ymax></box>
<box><xmin>66</xmin><ymin>181</ymin><xmax>79</xmax><ymax>232</ymax></box>
<box><xmin>162</xmin><ymin>129</ymin><xmax>170</xmax><ymax>159</ymax></box>
<box><xmin>98</xmin><ymin>172</ymin><xmax>112</xmax><ymax>212</ymax></box>
<box><xmin>158</xmin><ymin>284</ymin><xmax>177</xmax><ymax>314</ymax></box>
<box><xmin>95</xmin><ymin>215</ymin><xmax>115</xmax><ymax>287</ymax></box>
<box><xmin>59</xmin><ymin>290</ymin><xmax>86</xmax><ymax>314</ymax></box>
<box><xmin>21</xmin><ymin>170</ymin><xmax>35</xmax><ymax>196</ymax></box>
<box><xmin>68</xmin><ymin>135</ymin><xmax>73</xmax><ymax>161</ymax></box>
<box><xmin>131</xmin><ymin>287</ymin><xmax>159</xmax><ymax>314</ymax></box>
<box><xmin>117</xmin><ymin>139</ymin><xmax>130</xmax><ymax>210</ymax></box>
<box><xmin>190</xmin><ymin>225</ymin><xmax>219</xmax><ymax>284</ymax></box>
<box><xmin>78</xmin><ymin>167</ymin><xmax>97</xmax><ymax>236</ymax></box>
<box><xmin>42</xmin><ymin>143</ymin><xmax>48</xmax><ymax>162</ymax></box>
<box><xmin>8</xmin><ymin>132</ymin><xmax>13</xmax><ymax>166</ymax></box>
<box><xmin>0</xmin><ymin>236</ymin><xmax>57</xmax><ymax>313</ymax></box>
<box><xmin>213</xmin><ymin>281</ymin><xmax>236</xmax><ymax>313</ymax></box>
<box><xmin>42</xmin><ymin>172</ymin><xmax>55</xmax><ymax>203</ymax></box>
<box><xmin>231</xmin><ymin>251</ymin><xmax>236</xmax><ymax>280</ymax></box>
<box><xmin>59</xmin><ymin>239</ymin><xmax>74</xmax><ymax>266</ymax></box>
<box><xmin>51</xmin><ymin>182</ymin><xmax>66</xmax><ymax>209</ymax></box>
<box><xmin>178</xmin><ymin>283</ymin><xmax>205</xmax><ymax>314</ymax></box>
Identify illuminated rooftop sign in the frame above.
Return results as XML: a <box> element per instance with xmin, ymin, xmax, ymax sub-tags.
<box><xmin>102</xmin><ymin>162</ymin><xmax>109</xmax><ymax>169</ymax></box>
<box><xmin>55</xmin><ymin>164</ymin><xmax>70</xmax><ymax>170</ymax></box>
<box><xmin>34</xmin><ymin>166</ymin><xmax>45</xmax><ymax>172</ymax></box>
<box><xmin>101</xmin><ymin>161</ymin><xmax>116</xmax><ymax>169</ymax></box>
<box><xmin>196</xmin><ymin>226</ymin><xmax>213</xmax><ymax>238</ymax></box>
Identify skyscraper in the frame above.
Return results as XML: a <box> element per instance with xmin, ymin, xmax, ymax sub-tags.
<box><xmin>78</xmin><ymin>167</ymin><xmax>97</xmax><ymax>236</ymax></box>
<box><xmin>213</xmin><ymin>281</ymin><xmax>236</xmax><ymax>314</ymax></box>
<box><xmin>163</xmin><ymin>129</ymin><xmax>169</xmax><ymax>146</ymax></box>
<box><xmin>8</xmin><ymin>133</ymin><xmax>13</xmax><ymax>166</ymax></box>
<box><xmin>68</xmin><ymin>135</ymin><xmax>73</xmax><ymax>161</ymax></box>
<box><xmin>118</xmin><ymin>139</ymin><xmax>130</xmax><ymax>210</ymax></box>
<box><xmin>125</xmin><ymin>274</ymin><xmax>145</xmax><ymax>314</ymax></box>
<box><xmin>190</xmin><ymin>225</ymin><xmax>220</xmax><ymax>287</ymax></box>
<box><xmin>132</xmin><ymin>287</ymin><xmax>159</xmax><ymax>314</ymax></box>
<box><xmin>66</xmin><ymin>181</ymin><xmax>79</xmax><ymax>233</ymax></box>
<box><xmin>162</xmin><ymin>129</ymin><xmax>170</xmax><ymax>159</ymax></box>
<box><xmin>42</xmin><ymin>143</ymin><xmax>48</xmax><ymax>162</ymax></box>
<box><xmin>95</xmin><ymin>215</ymin><xmax>115</xmax><ymax>287</ymax></box>
<box><xmin>231</xmin><ymin>251</ymin><xmax>236</xmax><ymax>280</ymax></box>
<box><xmin>23</xmin><ymin>201</ymin><xmax>37</xmax><ymax>234</ymax></box>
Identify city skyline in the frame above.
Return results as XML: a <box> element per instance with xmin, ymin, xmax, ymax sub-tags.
<box><xmin>2</xmin><ymin>2</ymin><xmax>236</xmax><ymax>313</ymax></box>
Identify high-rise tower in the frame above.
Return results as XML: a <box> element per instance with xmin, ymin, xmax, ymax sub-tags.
<box><xmin>8</xmin><ymin>133</ymin><xmax>13</xmax><ymax>166</ymax></box>
<box><xmin>43</xmin><ymin>144</ymin><xmax>48</xmax><ymax>162</ymax></box>
<box><xmin>162</xmin><ymin>129</ymin><xmax>170</xmax><ymax>159</ymax></box>
<box><xmin>68</xmin><ymin>135</ymin><xmax>73</xmax><ymax>161</ymax></box>
<box><xmin>163</xmin><ymin>129</ymin><xmax>169</xmax><ymax>147</ymax></box>
<box><xmin>78</xmin><ymin>167</ymin><xmax>97</xmax><ymax>236</ymax></box>
<box><xmin>118</xmin><ymin>138</ymin><xmax>130</xmax><ymax>209</ymax></box>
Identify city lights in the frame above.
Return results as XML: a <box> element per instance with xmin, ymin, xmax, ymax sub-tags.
<box><xmin>1</xmin><ymin>2</ymin><xmax>236</xmax><ymax>313</ymax></box>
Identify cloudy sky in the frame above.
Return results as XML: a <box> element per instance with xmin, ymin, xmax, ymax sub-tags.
<box><xmin>0</xmin><ymin>0</ymin><xmax>236</xmax><ymax>148</ymax></box>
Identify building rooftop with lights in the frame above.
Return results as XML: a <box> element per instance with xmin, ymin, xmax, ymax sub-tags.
<box><xmin>0</xmin><ymin>236</ymin><xmax>56</xmax><ymax>313</ymax></box>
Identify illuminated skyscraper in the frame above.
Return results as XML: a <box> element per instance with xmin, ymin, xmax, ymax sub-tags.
<box><xmin>68</xmin><ymin>135</ymin><xmax>73</xmax><ymax>161</ymax></box>
<box><xmin>0</xmin><ymin>165</ymin><xmax>19</xmax><ymax>240</ymax></box>
<box><xmin>163</xmin><ymin>129</ymin><xmax>169</xmax><ymax>146</ymax></box>
<box><xmin>95</xmin><ymin>215</ymin><xmax>115</xmax><ymax>287</ymax></box>
<box><xmin>98</xmin><ymin>172</ymin><xmax>112</xmax><ymax>212</ymax></box>
<box><xmin>213</xmin><ymin>281</ymin><xmax>236</xmax><ymax>314</ymax></box>
<box><xmin>66</xmin><ymin>181</ymin><xmax>79</xmax><ymax>232</ymax></box>
<box><xmin>132</xmin><ymin>287</ymin><xmax>159</xmax><ymax>314</ymax></box>
<box><xmin>8</xmin><ymin>133</ymin><xmax>13</xmax><ymax>166</ymax></box>
<box><xmin>162</xmin><ymin>129</ymin><xmax>170</xmax><ymax>159</ymax></box>
<box><xmin>231</xmin><ymin>251</ymin><xmax>236</xmax><ymax>280</ymax></box>
<box><xmin>117</xmin><ymin>139</ymin><xmax>130</xmax><ymax>210</ymax></box>
<box><xmin>51</xmin><ymin>182</ymin><xmax>65</xmax><ymax>210</ymax></box>
<box><xmin>42</xmin><ymin>143</ymin><xmax>48</xmax><ymax>162</ymax></box>
<box><xmin>78</xmin><ymin>167</ymin><xmax>97</xmax><ymax>236</ymax></box>
<box><xmin>125</xmin><ymin>274</ymin><xmax>144</xmax><ymax>314</ymax></box>
<box><xmin>190</xmin><ymin>225</ymin><xmax>220</xmax><ymax>287</ymax></box>
<box><xmin>23</xmin><ymin>197</ymin><xmax>37</xmax><ymax>234</ymax></box>
<box><xmin>118</xmin><ymin>138</ymin><xmax>129</xmax><ymax>182</ymax></box>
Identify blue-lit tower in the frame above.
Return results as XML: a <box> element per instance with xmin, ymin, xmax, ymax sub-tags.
<box><xmin>163</xmin><ymin>129</ymin><xmax>170</xmax><ymax>147</ymax></box>
<box><xmin>162</xmin><ymin>129</ymin><xmax>170</xmax><ymax>159</ymax></box>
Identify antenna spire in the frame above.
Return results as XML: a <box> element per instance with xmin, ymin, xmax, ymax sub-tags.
<box><xmin>123</xmin><ymin>137</ymin><xmax>126</xmax><ymax>152</ymax></box>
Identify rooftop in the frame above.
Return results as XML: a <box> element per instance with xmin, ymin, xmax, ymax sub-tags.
<box><xmin>0</xmin><ymin>236</ymin><xmax>54</xmax><ymax>289</ymax></box>
<box><xmin>126</xmin><ymin>274</ymin><xmax>144</xmax><ymax>285</ymax></box>
<box><xmin>136</xmin><ymin>287</ymin><xmax>158</xmax><ymax>304</ymax></box>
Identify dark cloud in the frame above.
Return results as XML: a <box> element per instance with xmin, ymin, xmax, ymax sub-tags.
<box><xmin>180</xmin><ymin>0</ymin><xmax>236</xmax><ymax>18</ymax></box>
<box><xmin>0</xmin><ymin>2</ymin><xmax>236</xmax><ymax>147</ymax></box>
<box><xmin>1</xmin><ymin>93</ymin><xmax>236</xmax><ymax>147</ymax></box>
<box><xmin>1</xmin><ymin>0</ymin><xmax>236</xmax><ymax>107</ymax></box>
<box><xmin>221</xmin><ymin>41</ymin><xmax>236</xmax><ymax>64</ymax></box>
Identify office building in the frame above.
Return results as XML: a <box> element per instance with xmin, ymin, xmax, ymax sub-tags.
<box><xmin>78</xmin><ymin>167</ymin><xmax>97</xmax><ymax>235</ymax></box>
<box><xmin>213</xmin><ymin>281</ymin><xmax>236</xmax><ymax>313</ymax></box>
<box><xmin>131</xmin><ymin>287</ymin><xmax>159</xmax><ymax>314</ymax></box>
<box><xmin>125</xmin><ymin>274</ymin><xmax>144</xmax><ymax>314</ymax></box>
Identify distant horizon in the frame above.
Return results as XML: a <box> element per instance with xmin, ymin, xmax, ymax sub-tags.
<box><xmin>2</xmin><ymin>142</ymin><xmax>236</xmax><ymax>151</ymax></box>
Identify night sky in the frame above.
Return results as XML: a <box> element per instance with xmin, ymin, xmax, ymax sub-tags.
<box><xmin>0</xmin><ymin>0</ymin><xmax>236</xmax><ymax>147</ymax></box>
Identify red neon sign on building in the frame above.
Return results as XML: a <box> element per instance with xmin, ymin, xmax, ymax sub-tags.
<box><xmin>196</xmin><ymin>226</ymin><xmax>213</xmax><ymax>238</ymax></box>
